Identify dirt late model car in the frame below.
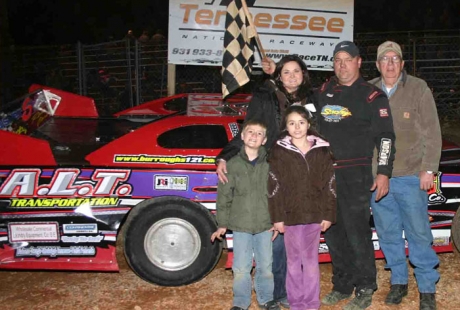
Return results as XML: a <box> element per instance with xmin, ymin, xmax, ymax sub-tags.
<box><xmin>0</xmin><ymin>85</ymin><xmax>459</xmax><ymax>287</ymax></box>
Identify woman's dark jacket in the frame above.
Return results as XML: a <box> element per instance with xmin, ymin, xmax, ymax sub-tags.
<box><xmin>216</xmin><ymin>80</ymin><xmax>314</xmax><ymax>162</ymax></box>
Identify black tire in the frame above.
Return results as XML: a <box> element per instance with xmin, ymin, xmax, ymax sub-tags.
<box><xmin>452</xmin><ymin>206</ymin><xmax>460</xmax><ymax>254</ymax></box>
<box><xmin>122</xmin><ymin>196</ymin><xmax>222</xmax><ymax>286</ymax></box>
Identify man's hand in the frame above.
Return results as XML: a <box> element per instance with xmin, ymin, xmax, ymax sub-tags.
<box><xmin>216</xmin><ymin>160</ymin><xmax>229</xmax><ymax>184</ymax></box>
<box><xmin>419</xmin><ymin>171</ymin><xmax>435</xmax><ymax>191</ymax></box>
<box><xmin>210</xmin><ymin>227</ymin><xmax>227</xmax><ymax>242</ymax></box>
<box><xmin>320</xmin><ymin>220</ymin><xmax>332</xmax><ymax>232</ymax></box>
<box><xmin>261</xmin><ymin>57</ymin><xmax>276</xmax><ymax>75</ymax></box>
<box><xmin>370</xmin><ymin>174</ymin><xmax>389</xmax><ymax>201</ymax></box>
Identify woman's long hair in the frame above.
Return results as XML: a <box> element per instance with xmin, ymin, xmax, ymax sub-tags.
<box><xmin>273</xmin><ymin>55</ymin><xmax>313</xmax><ymax>103</ymax></box>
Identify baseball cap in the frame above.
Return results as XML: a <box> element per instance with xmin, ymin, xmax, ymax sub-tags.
<box><xmin>377</xmin><ymin>41</ymin><xmax>402</xmax><ymax>60</ymax></box>
<box><xmin>333</xmin><ymin>41</ymin><xmax>360</xmax><ymax>58</ymax></box>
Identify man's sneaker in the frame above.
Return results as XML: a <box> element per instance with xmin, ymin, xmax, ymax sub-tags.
<box><xmin>342</xmin><ymin>288</ymin><xmax>374</xmax><ymax>310</ymax></box>
<box><xmin>230</xmin><ymin>307</ymin><xmax>246</xmax><ymax>310</ymax></box>
<box><xmin>321</xmin><ymin>290</ymin><xmax>352</xmax><ymax>305</ymax></box>
<box><xmin>420</xmin><ymin>293</ymin><xmax>436</xmax><ymax>310</ymax></box>
<box><xmin>385</xmin><ymin>284</ymin><xmax>408</xmax><ymax>305</ymax></box>
<box><xmin>278</xmin><ymin>298</ymin><xmax>290</xmax><ymax>309</ymax></box>
<box><xmin>259</xmin><ymin>300</ymin><xmax>281</xmax><ymax>310</ymax></box>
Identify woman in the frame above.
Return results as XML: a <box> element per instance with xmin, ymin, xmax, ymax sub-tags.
<box><xmin>216</xmin><ymin>55</ymin><xmax>315</xmax><ymax>308</ymax></box>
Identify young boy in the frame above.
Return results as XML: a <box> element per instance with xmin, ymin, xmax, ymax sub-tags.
<box><xmin>211</xmin><ymin>119</ymin><xmax>280</xmax><ymax>310</ymax></box>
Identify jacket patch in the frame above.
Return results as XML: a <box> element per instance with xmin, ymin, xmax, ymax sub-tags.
<box><xmin>403</xmin><ymin>112</ymin><xmax>410</xmax><ymax>119</ymax></box>
<box><xmin>378</xmin><ymin>138</ymin><xmax>392</xmax><ymax>166</ymax></box>
<box><xmin>367</xmin><ymin>90</ymin><xmax>381</xmax><ymax>103</ymax></box>
<box><xmin>321</xmin><ymin>105</ymin><xmax>352</xmax><ymax>122</ymax></box>
<box><xmin>379</xmin><ymin>109</ymin><xmax>389</xmax><ymax>117</ymax></box>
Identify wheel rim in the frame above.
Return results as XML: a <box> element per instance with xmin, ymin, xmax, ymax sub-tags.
<box><xmin>144</xmin><ymin>217</ymin><xmax>201</xmax><ymax>271</ymax></box>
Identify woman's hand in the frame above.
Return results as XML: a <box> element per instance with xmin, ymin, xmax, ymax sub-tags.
<box><xmin>262</xmin><ymin>57</ymin><xmax>276</xmax><ymax>75</ymax></box>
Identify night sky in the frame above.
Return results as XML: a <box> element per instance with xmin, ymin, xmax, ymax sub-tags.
<box><xmin>5</xmin><ymin>0</ymin><xmax>460</xmax><ymax>46</ymax></box>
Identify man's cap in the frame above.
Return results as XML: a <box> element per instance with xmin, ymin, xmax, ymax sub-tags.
<box><xmin>377</xmin><ymin>41</ymin><xmax>402</xmax><ymax>60</ymax></box>
<box><xmin>333</xmin><ymin>41</ymin><xmax>360</xmax><ymax>58</ymax></box>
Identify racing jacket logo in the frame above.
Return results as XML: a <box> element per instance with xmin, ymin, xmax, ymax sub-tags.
<box><xmin>427</xmin><ymin>172</ymin><xmax>446</xmax><ymax>205</ymax></box>
<box><xmin>321</xmin><ymin>105</ymin><xmax>352</xmax><ymax>122</ymax></box>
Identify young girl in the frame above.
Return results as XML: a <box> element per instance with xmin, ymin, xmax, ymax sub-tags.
<box><xmin>268</xmin><ymin>105</ymin><xmax>337</xmax><ymax>310</ymax></box>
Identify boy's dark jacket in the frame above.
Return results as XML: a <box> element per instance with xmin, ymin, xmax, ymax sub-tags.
<box><xmin>216</xmin><ymin>146</ymin><xmax>272</xmax><ymax>234</ymax></box>
<box><xmin>268</xmin><ymin>135</ymin><xmax>337</xmax><ymax>226</ymax></box>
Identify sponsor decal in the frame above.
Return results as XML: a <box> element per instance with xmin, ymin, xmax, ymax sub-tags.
<box><xmin>0</xmin><ymin>168</ymin><xmax>132</xmax><ymax>198</ymax></box>
<box><xmin>373</xmin><ymin>241</ymin><xmax>380</xmax><ymax>251</ymax></box>
<box><xmin>61</xmin><ymin>235</ymin><xmax>104</xmax><ymax>243</ymax></box>
<box><xmin>379</xmin><ymin>108</ymin><xmax>388</xmax><ymax>117</ymax></box>
<box><xmin>321</xmin><ymin>105</ymin><xmax>352</xmax><ymax>122</ymax></box>
<box><xmin>427</xmin><ymin>172</ymin><xmax>447</xmax><ymax>205</ymax></box>
<box><xmin>8</xmin><ymin>197</ymin><xmax>120</xmax><ymax>208</ymax></box>
<box><xmin>319</xmin><ymin>243</ymin><xmax>329</xmax><ymax>253</ymax></box>
<box><xmin>433</xmin><ymin>236</ymin><xmax>450</xmax><ymax>246</ymax></box>
<box><xmin>114</xmin><ymin>154</ymin><xmax>215</xmax><ymax>164</ymax></box>
<box><xmin>154</xmin><ymin>175</ymin><xmax>188</xmax><ymax>191</ymax></box>
<box><xmin>15</xmin><ymin>246</ymin><xmax>96</xmax><ymax>258</ymax></box>
<box><xmin>229</xmin><ymin>122</ymin><xmax>240</xmax><ymax>137</ymax></box>
<box><xmin>63</xmin><ymin>223</ymin><xmax>98</xmax><ymax>234</ymax></box>
<box><xmin>8</xmin><ymin>222</ymin><xmax>59</xmax><ymax>243</ymax></box>
<box><xmin>378</xmin><ymin>138</ymin><xmax>391</xmax><ymax>166</ymax></box>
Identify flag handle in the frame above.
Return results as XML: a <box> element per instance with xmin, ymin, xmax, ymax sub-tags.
<box><xmin>241</xmin><ymin>0</ymin><xmax>266</xmax><ymax>59</ymax></box>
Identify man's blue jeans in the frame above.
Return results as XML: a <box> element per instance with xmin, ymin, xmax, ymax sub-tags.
<box><xmin>371</xmin><ymin>175</ymin><xmax>440</xmax><ymax>293</ymax></box>
<box><xmin>232</xmin><ymin>230</ymin><xmax>274</xmax><ymax>309</ymax></box>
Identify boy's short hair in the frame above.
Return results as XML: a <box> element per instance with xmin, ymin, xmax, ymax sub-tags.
<box><xmin>241</xmin><ymin>119</ymin><xmax>268</xmax><ymax>134</ymax></box>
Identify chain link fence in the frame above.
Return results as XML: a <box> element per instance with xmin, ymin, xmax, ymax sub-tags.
<box><xmin>2</xmin><ymin>30</ymin><xmax>460</xmax><ymax>121</ymax></box>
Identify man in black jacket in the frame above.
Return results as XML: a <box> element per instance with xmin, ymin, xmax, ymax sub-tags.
<box><xmin>318</xmin><ymin>41</ymin><xmax>396</xmax><ymax>310</ymax></box>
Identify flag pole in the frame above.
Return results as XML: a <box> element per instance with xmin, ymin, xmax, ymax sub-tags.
<box><xmin>240</xmin><ymin>0</ymin><xmax>266</xmax><ymax>59</ymax></box>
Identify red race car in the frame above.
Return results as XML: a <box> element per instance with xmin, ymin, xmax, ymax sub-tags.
<box><xmin>0</xmin><ymin>85</ymin><xmax>459</xmax><ymax>286</ymax></box>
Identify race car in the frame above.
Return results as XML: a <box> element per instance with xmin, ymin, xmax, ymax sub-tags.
<box><xmin>0</xmin><ymin>85</ymin><xmax>459</xmax><ymax>287</ymax></box>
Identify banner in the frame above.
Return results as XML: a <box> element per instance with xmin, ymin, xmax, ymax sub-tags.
<box><xmin>168</xmin><ymin>0</ymin><xmax>354</xmax><ymax>70</ymax></box>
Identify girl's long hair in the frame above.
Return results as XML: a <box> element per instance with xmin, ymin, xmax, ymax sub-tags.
<box><xmin>273</xmin><ymin>55</ymin><xmax>313</xmax><ymax>103</ymax></box>
<box><xmin>279</xmin><ymin>105</ymin><xmax>322</xmax><ymax>139</ymax></box>
<box><xmin>280</xmin><ymin>105</ymin><xmax>335</xmax><ymax>159</ymax></box>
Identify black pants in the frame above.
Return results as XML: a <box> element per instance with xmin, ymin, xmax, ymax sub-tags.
<box><xmin>325</xmin><ymin>165</ymin><xmax>377</xmax><ymax>294</ymax></box>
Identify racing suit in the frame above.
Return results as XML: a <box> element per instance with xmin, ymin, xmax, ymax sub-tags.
<box><xmin>316</xmin><ymin>75</ymin><xmax>395</xmax><ymax>294</ymax></box>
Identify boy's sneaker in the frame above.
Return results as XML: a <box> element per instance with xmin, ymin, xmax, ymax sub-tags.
<box><xmin>385</xmin><ymin>284</ymin><xmax>408</xmax><ymax>305</ymax></box>
<box><xmin>278</xmin><ymin>298</ymin><xmax>290</xmax><ymax>309</ymax></box>
<box><xmin>321</xmin><ymin>290</ymin><xmax>352</xmax><ymax>305</ymax></box>
<box><xmin>259</xmin><ymin>300</ymin><xmax>281</xmax><ymax>310</ymax></box>
<box><xmin>342</xmin><ymin>288</ymin><xmax>374</xmax><ymax>310</ymax></box>
<box><xmin>420</xmin><ymin>293</ymin><xmax>436</xmax><ymax>310</ymax></box>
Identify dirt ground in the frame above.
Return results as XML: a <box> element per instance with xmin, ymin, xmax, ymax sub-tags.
<box><xmin>0</xmin><ymin>250</ymin><xmax>459</xmax><ymax>310</ymax></box>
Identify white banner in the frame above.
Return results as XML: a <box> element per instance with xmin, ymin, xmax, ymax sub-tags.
<box><xmin>168</xmin><ymin>0</ymin><xmax>354</xmax><ymax>70</ymax></box>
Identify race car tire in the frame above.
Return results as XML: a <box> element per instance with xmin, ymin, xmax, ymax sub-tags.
<box><xmin>451</xmin><ymin>206</ymin><xmax>460</xmax><ymax>254</ymax></box>
<box><xmin>122</xmin><ymin>196</ymin><xmax>222</xmax><ymax>286</ymax></box>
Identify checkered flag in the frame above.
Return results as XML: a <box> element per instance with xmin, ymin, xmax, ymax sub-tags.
<box><xmin>221</xmin><ymin>0</ymin><xmax>256</xmax><ymax>98</ymax></box>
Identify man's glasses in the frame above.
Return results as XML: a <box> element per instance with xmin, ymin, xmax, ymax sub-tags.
<box><xmin>379</xmin><ymin>55</ymin><xmax>402</xmax><ymax>63</ymax></box>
